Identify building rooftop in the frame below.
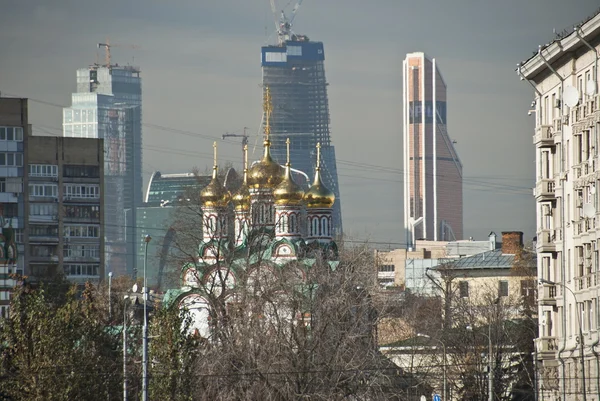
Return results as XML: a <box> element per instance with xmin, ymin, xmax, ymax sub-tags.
<box><xmin>145</xmin><ymin>171</ymin><xmax>210</xmax><ymax>205</ymax></box>
<box><xmin>441</xmin><ymin>249</ymin><xmax>515</xmax><ymax>270</ymax></box>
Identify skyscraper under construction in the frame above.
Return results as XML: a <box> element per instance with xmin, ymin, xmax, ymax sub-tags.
<box><xmin>403</xmin><ymin>52</ymin><xmax>462</xmax><ymax>245</ymax></box>
<box><xmin>261</xmin><ymin>33</ymin><xmax>342</xmax><ymax>235</ymax></box>
<box><xmin>63</xmin><ymin>46</ymin><xmax>143</xmax><ymax>277</ymax></box>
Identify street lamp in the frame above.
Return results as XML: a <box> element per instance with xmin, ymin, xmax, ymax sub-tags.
<box><xmin>142</xmin><ymin>234</ymin><xmax>152</xmax><ymax>401</ymax></box>
<box><xmin>539</xmin><ymin>278</ymin><xmax>587</xmax><ymax>401</ymax></box>
<box><xmin>108</xmin><ymin>271</ymin><xmax>113</xmax><ymax>321</ymax></box>
<box><xmin>417</xmin><ymin>333</ymin><xmax>447</xmax><ymax>401</ymax></box>
<box><xmin>123</xmin><ymin>294</ymin><xmax>130</xmax><ymax>401</ymax></box>
<box><xmin>467</xmin><ymin>324</ymin><xmax>493</xmax><ymax>401</ymax></box>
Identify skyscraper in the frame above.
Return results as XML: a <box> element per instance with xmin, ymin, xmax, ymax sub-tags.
<box><xmin>63</xmin><ymin>60</ymin><xmax>143</xmax><ymax>277</ymax></box>
<box><xmin>403</xmin><ymin>52</ymin><xmax>462</xmax><ymax>245</ymax></box>
<box><xmin>261</xmin><ymin>37</ymin><xmax>342</xmax><ymax>235</ymax></box>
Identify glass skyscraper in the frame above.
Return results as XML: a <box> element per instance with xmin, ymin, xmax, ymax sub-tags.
<box><xmin>63</xmin><ymin>65</ymin><xmax>143</xmax><ymax>277</ymax></box>
<box><xmin>403</xmin><ymin>52</ymin><xmax>463</xmax><ymax>245</ymax></box>
<box><xmin>261</xmin><ymin>39</ymin><xmax>342</xmax><ymax>235</ymax></box>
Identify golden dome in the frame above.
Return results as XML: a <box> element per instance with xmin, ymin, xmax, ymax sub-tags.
<box><xmin>200</xmin><ymin>167</ymin><xmax>231</xmax><ymax>208</ymax></box>
<box><xmin>274</xmin><ymin>164</ymin><xmax>305</xmax><ymax>206</ymax></box>
<box><xmin>232</xmin><ymin>171</ymin><xmax>251</xmax><ymax>211</ymax></box>
<box><xmin>304</xmin><ymin>143</ymin><xmax>335</xmax><ymax>208</ymax></box>
<box><xmin>247</xmin><ymin>140</ymin><xmax>284</xmax><ymax>189</ymax></box>
<box><xmin>304</xmin><ymin>168</ymin><xmax>335</xmax><ymax>208</ymax></box>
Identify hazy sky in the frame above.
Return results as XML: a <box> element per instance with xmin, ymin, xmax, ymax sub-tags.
<box><xmin>1</xmin><ymin>0</ymin><xmax>599</xmax><ymax>247</ymax></box>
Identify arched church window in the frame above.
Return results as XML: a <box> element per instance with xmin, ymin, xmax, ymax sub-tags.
<box><xmin>321</xmin><ymin>217</ymin><xmax>328</xmax><ymax>237</ymax></box>
<box><xmin>312</xmin><ymin>218</ymin><xmax>319</xmax><ymax>237</ymax></box>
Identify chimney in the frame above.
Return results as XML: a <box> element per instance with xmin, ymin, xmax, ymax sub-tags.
<box><xmin>501</xmin><ymin>231</ymin><xmax>523</xmax><ymax>255</ymax></box>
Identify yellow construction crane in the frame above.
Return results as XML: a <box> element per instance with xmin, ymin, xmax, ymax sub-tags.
<box><xmin>97</xmin><ymin>40</ymin><xmax>140</xmax><ymax>67</ymax></box>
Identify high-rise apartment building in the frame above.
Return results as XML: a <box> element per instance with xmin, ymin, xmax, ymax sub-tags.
<box><xmin>261</xmin><ymin>38</ymin><xmax>342</xmax><ymax>235</ymax></box>
<box><xmin>0</xmin><ymin>97</ymin><xmax>105</xmax><ymax>317</ymax></box>
<box><xmin>403</xmin><ymin>52</ymin><xmax>463</xmax><ymax>245</ymax></box>
<box><xmin>0</xmin><ymin>98</ymin><xmax>27</xmax><ymax>318</ymax></box>
<box><xmin>519</xmin><ymin>9</ymin><xmax>600</xmax><ymax>400</ymax></box>
<box><xmin>63</xmin><ymin>62</ymin><xmax>142</xmax><ymax>277</ymax></box>
<box><xmin>27</xmin><ymin>136</ymin><xmax>105</xmax><ymax>285</ymax></box>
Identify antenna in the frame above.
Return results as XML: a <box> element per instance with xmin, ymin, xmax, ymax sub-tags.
<box><xmin>563</xmin><ymin>85</ymin><xmax>580</xmax><ymax>107</ymax></box>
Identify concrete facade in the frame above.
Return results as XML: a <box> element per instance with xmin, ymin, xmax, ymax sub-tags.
<box><xmin>519</xmin><ymin>10</ymin><xmax>600</xmax><ymax>400</ymax></box>
<box><xmin>27</xmin><ymin>135</ymin><xmax>105</xmax><ymax>285</ymax></box>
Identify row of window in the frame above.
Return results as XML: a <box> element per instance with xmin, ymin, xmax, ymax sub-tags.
<box><xmin>65</xmin><ymin>205</ymin><xmax>100</xmax><ymax>219</ymax></box>
<box><xmin>0</xmin><ymin>127</ymin><xmax>24</xmax><ymax>141</ymax></box>
<box><xmin>29</xmin><ymin>204</ymin><xmax>100</xmax><ymax>219</ymax></box>
<box><xmin>64</xmin><ymin>184</ymin><xmax>100</xmax><ymax>198</ymax></box>
<box><xmin>64</xmin><ymin>264</ymin><xmax>99</xmax><ymax>277</ymax></box>
<box><xmin>378</xmin><ymin>264</ymin><xmax>395</xmax><ymax>273</ymax></box>
<box><xmin>64</xmin><ymin>245</ymin><xmax>100</xmax><ymax>259</ymax></box>
<box><xmin>28</xmin><ymin>164</ymin><xmax>100</xmax><ymax>179</ymax></box>
<box><xmin>0</xmin><ymin>153</ymin><xmax>23</xmax><ymax>167</ymax></box>
<box><xmin>29</xmin><ymin>184</ymin><xmax>58</xmax><ymax>198</ymax></box>
<box><xmin>28</xmin><ymin>184</ymin><xmax>100</xmax><ymax>199</ymax></box>
<box><xmin>64</xmin><ymin>225</ymin><xmax>100</xmax><ymax>238</ymax></box>
<box><xmin>29</xmin><ymin>164</ymin><xmax>58</xmax><ymax>178</ymax></box>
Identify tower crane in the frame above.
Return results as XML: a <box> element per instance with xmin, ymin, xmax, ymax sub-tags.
<box><xmin>222</xmin><ymin>127</ymin><xmax>249</xmax><ymax>150</ymax></box>
<box><xmin>97</xmin><ymin>40</ymin><xmax>140</xmax><ymax>67</ymax></box>
<box><xmin>269</xmin><ymin>0</ymin><xmax>304</xmax><ymax>45</ymax></box>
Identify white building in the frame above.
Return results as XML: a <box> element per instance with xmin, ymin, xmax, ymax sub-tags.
<box><xmin>519</xmin><ymin>9</ymin><xmax>600</xmax><ymax>400</ymax></box>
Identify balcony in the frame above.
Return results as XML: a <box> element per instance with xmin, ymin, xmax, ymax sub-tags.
<box><xmin>537</xmin><ymin>229</ymin><xmax>556</xmax><ymax>253</ymax></box>
<box><xmin>63</xmin><ymin>196</ymin><xmax>100</xmax><ymax>203</ymax></box>
<box><xmin>535</xmin><ymin>179</ymin><xmax>555</xmax><ymax>201</ymax></box>
<box><xmin>28</xmin><ymin>235</ymin><xmax>59</xmax><ymax>243</ymax></box>
<box><xmin>574</xmin><ymin>273</ymin><xmax>595</xmax><ymax>292</ymax></box>
<box><xmin>539</xmin><ymin>283</ymin><xmax>556</xmax><ymax>306</ymax></box>
<box><xmin>537</xmin><ymin>336</ymin><xmax>559</xmax><ymax>355</ymax></box>
<box><xmin>534</xmin><ymin>125</ymin><xmax>554</xmax><ymax>147</ymax></box>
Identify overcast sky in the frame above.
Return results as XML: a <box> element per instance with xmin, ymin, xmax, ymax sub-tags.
<box><xmin>1</xmin><ymin>0</ymin><xmax>599</xmax><ymax>247</ymax></box>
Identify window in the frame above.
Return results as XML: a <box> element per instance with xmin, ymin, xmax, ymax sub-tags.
<box><xmin>378</xmin><ymin>264</ymin><xmax>395</xmax><ymax>272</ymax></box>
<box><xmin>30</xmin><ymin>245</ymin><xmax>57</xmax><ymax>257</ymax></box>
<box><xmin>28</xmin><ymin>184</ymin><xmax>58</xmax><ymax>198</ymax></box>
<box><xmin>1</xmin><ymin>203</ymin><xmax>18</xmax><ymax>218</ymax></box>
<box><xmin>0</xmin><ymin>152</ymin><xmax>23</xmax><ymax>167</ymax></box>
<box><xmin>64</xmin><ymin>264</ymin><xmax>99</xmax><ymax>277</ymax></box>
<box><xmin>459</xmin><ymin>281</ymin><xmax>469</xmax><ymax>298</ymax></box>
<box><xmin>64</xmin><ymin>225</ymin><xmax>100</xmax><ymax>238</ymax></box>
<box><xmin>0</xmin><ymin>127</ymin><xmax>23</xmax><ymax>141</ymax></box>
<box><xmin>64</xmin><ymin>205</ymin><xmax>100</xmax><ymax>219</ymax></box>
<box><xmin>0</xmin><ymin>178</ymin><xmax>5</xmax><ymax>193</ymax></box>
<box><xmin>29</xmin><ymin>164</ymin><xmax>58</xmax><ymax>178</ymax></box>
<box><xmin>29</xmin><ymin>203</ymin><xmax>58</xmax><ymax>216</ymax></box>
<box><xmin>29</xmin><ymin>225</ymin><xmax>59</xmax><ymax>237</ymax></box>
<box><xmin>63</xmin><ymin>184</ymin><xmax>100</xmax><ymax>199</ymax></box>
<box><xmin>64</xmin><ymin>244</ymin><xmax>100</xmax><ymax>259</ymax></box>
<box><xmin>498</xmin><ymin>280</ymin><xmax>509</xmax><ymax>297</ymax></box>
<box><xmin>63</xmin><ymin>165</ymin><xmax>99</xmax><ymax>178</ymax></box>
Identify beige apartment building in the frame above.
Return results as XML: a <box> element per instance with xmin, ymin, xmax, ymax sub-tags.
<box><xmin>519</xmin><ymin>9</ymin><xmax>600</xmax><ymax>400</ymax></box>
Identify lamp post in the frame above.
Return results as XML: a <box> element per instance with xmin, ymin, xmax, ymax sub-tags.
<box><xmin>540</xmin><ymin>278</ymin><xmax>587</xmax><ymax>401</ymax></box>
<box><xmin>108</xmin><ymin>271</ymin><xmax>113</xmax><ymax>322</ymax></box>
<box><xmin>467</xmin><ymin>324</ymin><xmax>493</xmax><ymax>401</ymax></box>
<box><xmin>142</xmin><ymin>235</ymin><xmax>152</xmax><ymax>401</ymax></box>
<box><xmin>123</xmin><ymin>295</ymin><xmax>129</xmax><ymax>401</ymax></box>
<box><xmin>417</xmin><ymin>333</ymin><xmax>446</xmax><ymax>401</ymax></box>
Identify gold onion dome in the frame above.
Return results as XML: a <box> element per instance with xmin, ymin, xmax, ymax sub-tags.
<box><xmin>200</xmin><ymin>143</ymin><xmax>231</xmax><ymax>208</ymax></box>
<box><xmin>247</xmin><ymin>140</ymin><xmax>284</xmax><ymax>189</ymax></box>
<box><xmin>274</xmin><ymin>139</ymin><xmax>304</xmax><ymax>205</ymax></box>
<box><xmin>232</xmin><ymin>145</ymin><xmax>251</xmax><ymax>211</ymax></box>
<box><xmin>304</xmin><ymin>143</ymin><xmax>335</xmax><ymax>208</ymax></box>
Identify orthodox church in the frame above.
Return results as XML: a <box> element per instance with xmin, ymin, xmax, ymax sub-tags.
<box><xmin>165</xmin><ymin>88</ymin><xmax>339</xmax><ymax>337</ymax></box>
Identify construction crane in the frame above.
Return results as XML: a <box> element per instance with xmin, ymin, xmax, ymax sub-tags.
<box><xmin>97</xmin><ymin>40</ymin><xmax>140</xmax><ymax>67</ymax></box>
<box><xmin>222</xmin><ymin>127</ymin><xmax>249</xmax><ymax>150</ymax></box>
<box><xmin>270</xmin><ymin>0</ymin><xmax>305</xmax><ymax>45</ymax></box>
